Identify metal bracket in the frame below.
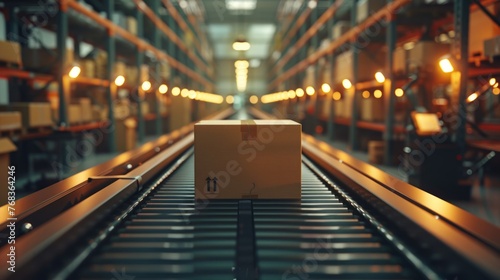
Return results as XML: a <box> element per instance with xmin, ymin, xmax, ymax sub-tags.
<box><xmin>88</xmin><ymin>175</ymin><xmax>143</xmax><ymax>192</ymax></box>
<box><xmin>472</xmin><ymin>0</ymin><xmax>500</xmax><ymax>27</ymax></box>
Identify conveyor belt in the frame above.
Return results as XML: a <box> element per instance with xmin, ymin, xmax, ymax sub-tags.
<box><xmin>67</xmin><ymin>151</ymin><xmax>425</xmax><ymax>279</ymax></box>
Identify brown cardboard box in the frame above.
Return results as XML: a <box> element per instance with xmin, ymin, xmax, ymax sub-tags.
<box><xmin>484</xmin><ymin>36</ymin><xmax>500</xmax><ymax>58</ymax></box>
<box><xmin>125</xmin><ymin>66</ymin><xmax>138</xmax><ymax>86</ymax></box>
<box><xmin>169</xmin><ymin>96</ymin><xmax>191</xmax><ymax>130</ymax></box>
<box><xmin>393</xmin><ymin>47</ymin><xmax>407</xmax><ymax>74</ymax></box>
<box><xmin>0</xmin><ymin>112</ymin><xmax>22</xmax><ymax>131</ymax></box>
<box><xmin>126</xmin><ymin>16</ymin><xmax>138</xmax><ymax>35</ymax></box>
<box><xmin>81</xmin><ymin>59</ymin><xmax>95</xmax><ymax>78</ymax></box>
<box><xmin>0</xmin><ymin>41</ymin><xmax>21</xmax><ymax>67</ymax></box>
<box><xmin>22</xmin><ymin>48</ymin><xmax>73</xmax><ymax>72</ymax></box>
<box><xmin>368</xmin><ymin>141</ymin><xmax>384</xmax><ymax>164</ymax></box>
<box><xmin>0</xmin><ymin>138</ymin><xmax>17</xmax><ymax>206</ymax></box>
<box><xmin>470</xmin><ymin>3</ymin><xmax>500</xmax><ymax>57</ymax></box>
<box><xmin>334</xmin><ymin>50</ymin><xmax>384</xmax><ymax>84</ymax></box>
<box><xmin>332</xmin><ymin>21</ymin><xmax>350</xmax><ymax>40</ymax></box>
<box><xmin>52</xmin><ymin>104</ymin><xmax>82</xmax><ymax>125</ymax></box>
<box><xmin>0</xmin><ymin>103</ymin><xmax>52</xmax><ymax>128</ymax></box>
<box><xmin>159</xmin><ymin>61</ymin><xmax>170</xmax><ymax>80</ymax></box>
<box><xmin>140</xmin><ymin>64</ymin><xmax>149</xmax><ymax>82</ymax></box>
<box><xmin>194</xmin><ymin>120</ymin><xmax>302</xmax><ymax>200</ymax></box>
<box><xmin>408</xmin><ymin>41</ymin><xmax>450</xmax><ymax>72</ymax></box>
<box><xmin>115</xmin><ymin>118</ymin><xmax>136</xmax><ymax>152</ymax></box>
<box><xmin>78</xmin><ymin>98</ymin><xmax>92</xmax><ymax>123</ymax></box>
<box><xmin>357</xmin><ymin>0</ymin><xmax>386</xmax><ymax>23</ymax></box>
<box><xmin>360</xmin><ymin>98</ymin><xmax>384</xmax><ymax>122</ymax></box>
<box><xmin>92</xmin><ymin>105</ymin><xmax>108</xmax><ymax>121</ymax></box>
<box><xmin>115</xmin><ymin>61</ymin><xmax>126</xmax><ymax>76</ymax></box>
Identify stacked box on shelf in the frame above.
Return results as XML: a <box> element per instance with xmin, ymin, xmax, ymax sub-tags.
<box><xmin>159</xmin><ymin>61</ymin><xmax>170</xmax><ymax>81</ymax></box>
<box><xmin>0</xmin><ymin>103</ymin><xmax>53</xmax><ymax>129</ymax></box>
<box><xmin>408</xmin><ymin>41</ymin><xmax>450</xmax><ymax>73</ymax></box>
<box><xmin>0</xmin><ymin>112</ymin><xmax>22</xmax><ymax>132</ymax></box>
<box><xmin>356</xmin><ymin>0</ymin><xmax>387</xmax><ymax>23</ymax></box>
<box><xmin>470</xmin><ymin>2</ymin><xmax>500</xmax><ymax>58</ymax></box>
<box><xmin>332</xmin><ymin>21</ymin><xmax>350</xmax><ymax>40</ymax></box>
<box><xmin>140</xmin><ymin>64</ymin><xmax>149</xmax><ymax>82</ymax></box>
<box><xmin>94</xmin><ymin>50</ymin><xmax>107</xmax><ymax>79</ymax></box>
<box><xmin>126</xmin><ymin>16</ymin><xmax>137</xmax><ymax>35</ymax></box>
<box><xmin>78</xmin><ymin>98</ymin><xmax>92</xmax><ymax>123</ymax></box>
<box><xmin>22</xmin><ymin>48</ymin><xmax>74</xmax><ymax>73</ymax></box>
<box><xmin>0</xmin><ymin>41</ymin><xmax>22</xmax><ymax>68</ymax></box>
<box><xmin>80</xmin><ymin>59</ymin><xmax>96</xmax><ymax>78</ymax></box>
<box><xmin>334</xmin><ymin>49</ymin><xmax>384</xmax><ymax>84</ymax></box>
<box><xmin>393</xmin><ymin>47</ymin><xmax>407</xmax><ymax>75</ymax></box>
<box><xmin>92</xmin><ymin>105</ymin><xmax>108</xmax><ymax>122</ymax></box>
<box><xmin>360</xmin><ymin>97</ymin><xmax>384</xmax><ymax>122</ymax></box>
<box><xmin>52</xmin><ymin>104</ymin><xmax>82</xmax><ymax>125</ymax></box>
<box><xmin>115</xmin><ymin>61</ymin><xmax>126</xmax><ymax>77</ymax></box>
<box><xmin>131</xmin><ymin>102</ymin><xmax>150</xmax><ymax>117</ymax></box>
<box><xmin>112</xmin><ymin>12</ymin><xmax>127</xmax><ymax>29</ymax></box>
<box><xmin>0</xmin><ymin>138</ymin><xmax>17</xmax><ymax>205</ymax></box>
<box><xmin>484</xmin><ymin>36</ymin><xmax>500</xmax><ymax>59</ymax></box>
<box><xmin>125</xmin><ymin>66</ymin><xmax>138</xmax><ymax>86</ymax></box>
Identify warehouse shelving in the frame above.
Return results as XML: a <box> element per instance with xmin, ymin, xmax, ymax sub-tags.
<box><xmin>1</xmin><ymin>0</ymin><xmax>219</xmax><ymax>190</ymax></box>
<box><xmin>268</xmin><ymin>0</ymin><xmax>500</xmax><ymax>165</ymax></box>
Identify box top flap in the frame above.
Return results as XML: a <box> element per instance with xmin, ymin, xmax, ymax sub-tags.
<box><xmin>0</xmin><ymin>138</ymin><xmax>17</xmax><ymax>153</ymax></box>
<box><xmin>196</xmin><ymin>119</ymin><xmax>300</xmax><ymax>126</ymax></box>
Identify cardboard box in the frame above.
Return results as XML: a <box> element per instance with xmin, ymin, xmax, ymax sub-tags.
<box><xmin>115</xmin><ymin>118</ymin><xmax>136</xmax><ymax>152</ymax></box>
<box><xmin>484</xmin><ymin>36</ymin><xmax>500</xmax><ymax>58</ymax></box>
<box><xmin>408</xmin><ymin>41</ymin><xmax>449</xmax><ymax>72</ymax></box>
<box><xmin>68</xmin><ymin>105</ymin><xmax>82</xmax><ymax>124</ymax></box>
<box><xmin>78</xmin><ymin>98</ymin><xmax>92</xmax><ymax>123</ymax></box>
<box><xmin>360</xmin><ymin>98</ymin><xmax>384</xmax><ymax>122</ymax></box>
<box><xmin>332</xmin><ymin>21</ymin><xmax>350</xmax><ymax>40</ymax></box>
<box><xmin>169</xmin><ymin>96</ymin><xmax>191</xmax><ymax>130</ymax></box>
<box><xmin>140</xmin><ymin>64</ymin><xmax>149</xmax><ymax>82</ymax></box>
<box><xmin>0</xmin><ymin>138</ymin><xmax>17</xmax><ymax>206</ymax></box>
<box><xmin>159</xmin><ymin>61</ymin><xmax>170</xmax><ymax>80</ymax></box>
<box><xmin>0</xmin><ymin>41</ymin><xmax>21</xmax><ymax>67</ymax></box>
<box><xmin>368</xmin><ymin>141</ymin><xmax>384</xmax><ymax>164</ymax></box>
<box><xmin>195</xmin><ymin>120</ymin><xmax>302</xmax><ymax>200</ymax></box>
<box><xmin>125</xmin><ymin>66</ymin><xmax>138</xmax><ymax>85</ymax></box>
<box><xmin>126</xmin><ymin>16</ymin><xmax>137</xmax><ymax>35</ymax></box>
<box><xmin>334</xmin><ymin>49</ymin><xmax>384</xmax><ymax>84</ymax></box>
<box><xmin>81</xmin><ymin>59</ymin><xmax>95</xmax><ymax>78</ymax></box>
<box><xmin>393</xmin><ymin>47</ymin><xmax>407</xmax><ymax>74</ymax></box>
<box><xmin>0</xmin><ymin>103</ymin><xmax>52</xmax><ymax>128</ymax></box>
<box><xmin>470</xmin><ymin>3</ymin><xmax>500</xmax><ymax>57</ymax></box>
<box><xmin>92</xmin><ymin>105</ymin><xmax>108</xmax><ymax>121</ymax></box>
<box><xmin>115</xmin><ymin>61</ymin><xmax>126</xmax><ymax>76</ymax></box>
<box><xmin>22</xmin><ymin>48</ymin><xmax>74</xmax><ymax>72</ymax></box>
<box><xmin>357</xmin><ymin>0</ymin><xmax>386</xmax><ymax>23</ymax></box>
<box><xmin>0</xmin><ymin>112</ymin><xmax>22</xmax><ymax>131</ymax></box>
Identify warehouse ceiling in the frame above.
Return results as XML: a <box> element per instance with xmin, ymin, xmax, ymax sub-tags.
<box><xmin>202</xmin><ymin>0</ymin><xmax>281</xmax><ymax>60</ymax></box>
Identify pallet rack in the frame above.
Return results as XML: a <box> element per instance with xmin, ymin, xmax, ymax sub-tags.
<box><xmin>268</xmin><ymin>0</ymin><xmax>500</xmax><ymax>164</ymax></box>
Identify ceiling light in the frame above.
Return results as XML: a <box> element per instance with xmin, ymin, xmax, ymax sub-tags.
<box><xmin>235</xmin><ymin>60</ymin><xmax>249</xmax><ymax>68</ymax></box>
<box><xmin>181</xmin><ymin>88</ymin><xmax>189</xmax><ymax>98</ymax></box>
<box><xmin>296</xmin><ymin>88</ymin><xmax>305</xmax><ymax>97</ymax></box>
<box><xmin>249</xmin><ymin>95</ymin><xmax>259</xmax><ymax>104</ymax></box>
<box><xmin>395</xmin><ymin>88</ymin><xmax>404</xmax><ymax>97</ymax></box>
<box><xmin>68</xmin><ymin>64</ymin><xmax>81</xmax><ymax>79</ymax></box>
<box><xmin>226</xmin><ymin>95</ymin><xmax>235</xmax><ymax>104</ymax></box>
<box><xmin>172</xmin><ymin>87</ymin><xmax>180</xmax><ymax>96</ymax></box>
<box><xmin>467</xmin><ymin>92</ymin><xmax>478</xmax><ymax>103</ymax></box>
<box><xmin>306</xmin><ymin>86</ymin><xmax>315</xmax><ymax>96</ymax></box>
<box><xmin>233</xmin><ymin>39</ymin><xmax>251</xmax><ymax>51</ymax></box>
<box><xmin>362</xmin><ymin>91</ymin><xmax>370</xmax><ymax>98</ymax></box>
<box><xmin>374</xmin><ymin>90</ymin><xmax>383</xmax><ymax>98</ymax></box>
<box><xmin>321</xmin><ymin>83</ymin><xmax>331</xmax><ymax>93</ymax></box>
<box><xmin>114</xmin><ymin>75</ymin><xmax>125</xmax><ymax>86</ymax></box>
<box><xmin>188</xmin><ymin>90</ymin><xmax>197</xmax><ymax>99</ymax></box>
<box><xmin>226</xmin><ymin>0</ymin><xmax>257</xmax><ymax>10</ymax></box>
<box><xmin>342</xmin><ymin>79</ymin><xmax>352</xmax><ymax>89</ymax></box>
<box><xmin>489</xmin><ymin>78</ymin><xmax>496</xmax><ymax>86</ymax></box>
<box><xmin>141</xmin><ymin>81</ymin><xmax>152</xmax><ymax>91</ymax></box>
<box><xmin>439</xmin><ymin>57</ymin><xmax>454</xmax><ymax>73</ymax></box>
<box><xmin>159</xmin><ymin>84</ymin><xmax>168</xmax><ymax>94</ymax></box>
<box><xmin>332</xmin><ymin>91</ymin><xmax>341</xmax><ymax>101</ymax></box>
<box><xmin>308</xmin><ymin>0</ymin><xmax>317</xmax><ymax>9</ymax></box>
<box><xmin>375</xmin><ymin>71</ymin><xmax>385</xmax><ymax>83</ymax></box>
